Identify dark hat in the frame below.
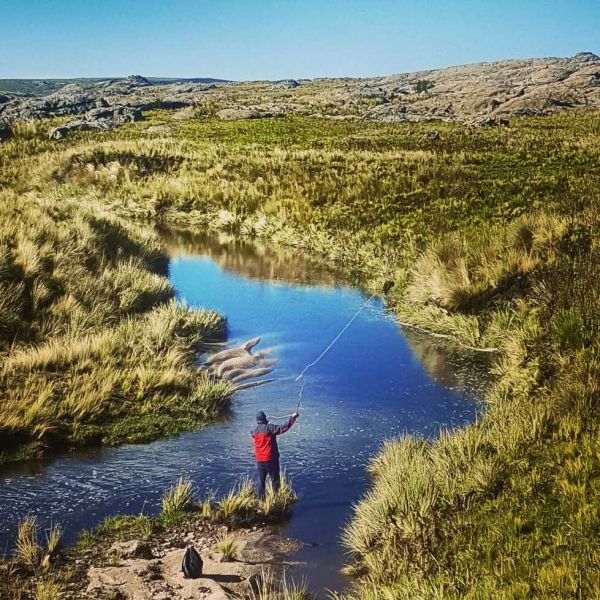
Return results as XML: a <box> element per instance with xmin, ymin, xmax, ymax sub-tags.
<box><xmin>256</xmin><ymin>411</ymin><xmax>268</xmax><ymax>424</ymax></box>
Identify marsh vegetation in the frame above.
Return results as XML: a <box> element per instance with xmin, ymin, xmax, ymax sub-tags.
<box><xmin>1</xmin><ymin>108</ymin><xmax>599</xmax><ymax>597</ymax></box>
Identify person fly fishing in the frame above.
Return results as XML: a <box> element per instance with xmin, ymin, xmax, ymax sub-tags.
<box><xmin>251</xmin><ymin>410</ymin><xmax>298</xmax><ymax>498</ymax></box>
<box><xmin>249</xmin><ymin>281</ymin><xmax>393</xmax><ymax>499</ymax></box>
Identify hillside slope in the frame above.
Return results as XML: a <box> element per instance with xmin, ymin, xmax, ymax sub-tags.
<box><xmin>1</xmin><ymin>52</ymin><xmax>600</xmax><ymax>128</ymax></box>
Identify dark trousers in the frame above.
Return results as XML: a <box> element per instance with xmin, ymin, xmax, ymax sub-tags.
<box><xmin>256</xmin><ymin>457</ymin><xmax>280</xmax><ymax>499</ymax></box>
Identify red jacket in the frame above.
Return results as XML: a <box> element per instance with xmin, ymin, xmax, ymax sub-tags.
<box><xmin>251</xmin><ymin>416</ymin><xmax>296</xmax><ymax>462</ymax></box>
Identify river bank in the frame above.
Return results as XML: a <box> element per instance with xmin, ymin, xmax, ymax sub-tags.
<box><xmin>1</xmin><ymin>477</ymin><xmax>304</xmax><ymax>600</ymax></box>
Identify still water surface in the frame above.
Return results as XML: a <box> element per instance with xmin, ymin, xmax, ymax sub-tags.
<box><xmin>0</xmin><ymin>230</ymin><xmax>489</xmax><ymax>594</ymax></box>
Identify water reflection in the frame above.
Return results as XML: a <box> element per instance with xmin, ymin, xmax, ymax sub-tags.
<box><xmin>159</xmin><ymin>227</ymin><xmax>347</xmax><ymax>288</ymax></box>
<box><xmin>402</xmin><ymin>329</ymin><xmax>492</xmax><ymax>399</ymax></box>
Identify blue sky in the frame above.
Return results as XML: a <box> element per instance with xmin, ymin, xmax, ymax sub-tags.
<box><xmin>1</xmin><ymin>0</ymin><xmax>599</xmax><ymax>80</ymax></box>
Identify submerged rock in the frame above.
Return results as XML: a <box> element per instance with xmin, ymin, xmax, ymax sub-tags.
<box><xmin>204</xmin><ymin>337</ymin><xmax>277</xmax><ymax>391</ymax></box>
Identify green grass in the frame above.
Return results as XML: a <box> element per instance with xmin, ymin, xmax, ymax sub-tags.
<box><xmin>2</xmin><ymin>107</ymin><xmax>600</xmax><ymax>597</ymax></box>
<box><xmin>0</xmin><ymin>185</ymin><xmax>232</xmax><ymax>464</ymax></box>
<box><xmin>15</xmin><ymin>516</ymin><xmax>42</xmax><ymax>570</ymax></box>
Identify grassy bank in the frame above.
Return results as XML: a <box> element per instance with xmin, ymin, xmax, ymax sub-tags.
<box><xmin>0</xmin><ymin>162</ymin><xmax>232</xmax><ymax>464</ymax></box>
<box><xmin>2</xmin><ymin>109</ymin><xmax>600</xmax><ymax>596</ymax></box>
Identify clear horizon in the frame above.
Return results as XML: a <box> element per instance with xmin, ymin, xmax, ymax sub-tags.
<box><xmin>1</xmin><ymin>0</ymin><xmax>599</xmax><ymax>80</ymax></box>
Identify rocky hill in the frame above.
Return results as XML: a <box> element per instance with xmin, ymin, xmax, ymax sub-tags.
<box><xmin>0</xmin><ymin>76</ymin><xmax>227</xmax><ymax>96</ymax></box>
<box><xmin>1</xmin><ymin>52</ymin><xmax>599</xmax><ymax>137</ymax></box>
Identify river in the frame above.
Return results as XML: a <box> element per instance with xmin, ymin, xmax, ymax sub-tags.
<box><xmin>0</xmin><ymin>229</ymin><xmax>489</xmax><ymax>595</ymax></box>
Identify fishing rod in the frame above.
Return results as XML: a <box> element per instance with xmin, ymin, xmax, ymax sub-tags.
<box><xmin>269</xmin><ymin>280</ymin><xmax>395</xmax><ymax>420</ymax></box>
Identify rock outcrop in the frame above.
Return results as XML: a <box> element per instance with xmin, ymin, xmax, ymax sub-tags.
<box><xmin>216</xmin><ymin>106</ymin><xmax>285</xmax><ymax>120</ymax></box>
<box><xmin>357</xmin><ymin>52</ymin><xmax>600</xmax><ymax>123</ymax></box>
<box><xmin>3</xmin><ymin>52</ymin><xmax>600</xmax><ymax>133</ymax></box>
<box><xmin>48</xmin><ymin>105</ymin><xmax>143</xmax><ymax>139</ymax></box>
<box><xmin>271</xmin><ymin>79</ymin><xmax>300</xmax><ymax>89</ymax></box>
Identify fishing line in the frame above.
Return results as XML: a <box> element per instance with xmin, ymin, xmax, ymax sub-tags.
<box><xmin>294</xmin><ymin>291</ymin><xmax>378</xmax><ymax>383</ymax></box>
<box><xmin>269</xmin><ymin>281</ymin><xmax>394</xmax><ymax>419</ymax></box>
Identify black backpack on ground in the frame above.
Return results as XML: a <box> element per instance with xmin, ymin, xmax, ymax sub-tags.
<box><xmin>181</xmin><ymin>545</ymin><xmax>203</xmax><ymax>578</ymax></box>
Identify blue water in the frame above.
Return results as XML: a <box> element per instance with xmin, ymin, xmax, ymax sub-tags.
<box><xmin>0</xmin><ymin>231</ymin><xmax>487</xmax><ymax>595</ymax></box>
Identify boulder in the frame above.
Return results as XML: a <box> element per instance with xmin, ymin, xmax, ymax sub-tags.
<box><xmin>132</xmin><ymin>98</ymin><xmax>193</xmax><ymax>111</ymax></box>
<box><xmin>109</xmin><ymin>539</ymin><xmax>154</xmax><ymax>560</ymax></box>
<box><xmin>271</xmin><ymin>79</ymin><xmax>300</xmax><ymax>89</ymax></box>
<box><xmin>573</xmin><ymin>51</ymin><xmax>600</xmax><ymax>63</ymax></box>
<box><xmin>216</xmin><ymin>108</ymin><xmax>262</xmax><ymax>120</ymax></box>
<box><xmin>422</xmin><ymin>130</ymin><xmax>440</xmax><ymax>142</ymax></box>
<box><xmin>48</xmin><ymin>121</ymin><xmax>97</xmax><ymax>140</ymax></box>
<box><xmin>48</xmin><ymin>105</ymin><xmax>143</xmax><ymax>139</ymax></box>
<box><xmin>476</xmin><ymin>117</ymin><xmax>510</xmax><ymax>127</ymax></box>
<box><xmin>87</xmin><ymin>105</ymin><xmax>143</xmax><ymax>124</ymax></box>
<box><xmin>171</xmin><ymin>107</ymin><xmax>196</xmax><ymax>120</ymax></box>
<box><xmin>126</xmin><ymin>74</ymin><xmax>153</xmax><ymax>86</ymax></box>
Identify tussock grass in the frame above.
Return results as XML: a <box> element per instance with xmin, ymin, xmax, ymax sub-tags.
<box><xmin>261</xmin><ymin>474</ymin><xmax>298</xmax><ymax>515</ymax></box>
<box><xmin>44</xmin><ymin>523</ymin><xmax>62</xmax><ymax>556</ymax></box>
<box><xmin>33</xmin><ymin>580</ymin><xmax>61</xmax><ymax>600</ymax></box>
<box><xmin>209</xmin><ymin>476</ymin><xmax>299</xmax><ymax>526</ymax></box>
<box><xmin>217</xmin><ymin>479</ymin><xmax>259</xmax><ymax>525</ymax></box>
<box><xmin>249</xmin><ymin>569</ymin><xmax>313</xmax><ymax>600</ymax></box>
<box><xmin>342</xmin><ymin>227</ymin><xmax>600</xmax><ymax>597</ymax></box>
<box><xmin>15</xmin><ymin>516</ymin><xmax>41</xmax><ymax>569</ymax></box>
<box><xmin>0</xmin><ymin>299</ymin><xmax>231</xmax><ymax>460</ymax></box>
<box><xmin>0</xmin><ymin>184</ymin><xmax>230</xmax><ymax>463</ymax></box>
<box><xmin>216</xmin><ymin>533</ymin><xmax>238</xmax><ymax>561</ymax></box>
<box><xmin>161</xmin><ymin>477</ymin><xmax>195</xmax><ymax>516</ymax></box>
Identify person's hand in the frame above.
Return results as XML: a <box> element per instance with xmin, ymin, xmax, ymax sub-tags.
<box><xmin>291</xmin><ymin>412</ymin><xmax>299</xmax><ymax>419</ymax></box>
